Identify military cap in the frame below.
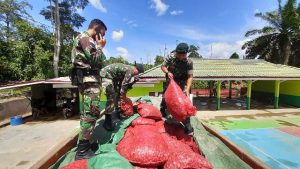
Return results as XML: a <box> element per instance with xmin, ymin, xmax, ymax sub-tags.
<box><xmin>176</xmin><ymin>43</ymin><xmax>189</xmax><ymax>54</ymax></box>
<box><xmin>135</xmin><ymin>63</ymin><xmax>144</xmax><ymax>74</ymax></box>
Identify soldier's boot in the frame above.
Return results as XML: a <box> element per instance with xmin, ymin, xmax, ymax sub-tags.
<box><xmin>75</xmin><ymin>140</ymin><xmax>95</xmax><ymax>160</ymax></box>
<box><xmin>103</xmin><ymin>114</ymin><xmax>116</xmax><ymax>131</ymax></box>
<box><xmin>111</xmin><ymin>110</ymin><xmax>121</xmax><ymax>123</ymax></box>
<box><xmin>117</xmin><ymin>107</ymin><xmax>128</xmax><ymax>120</ymax></box>
<box><xmin>183</xmin><ymin>117</ymin><xmax>194</xmax><ymax>135</ymax></box>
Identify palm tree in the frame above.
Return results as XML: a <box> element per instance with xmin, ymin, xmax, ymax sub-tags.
<box><xmin>242</xmin><ymin>0</ymin><xmax>300</xmax><ymax>66</ymax></box>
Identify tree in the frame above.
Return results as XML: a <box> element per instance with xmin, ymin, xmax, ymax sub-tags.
<box><xmin>230</xmin><ymin>52</ymin><xmax>240</xmax><ymax>59</ymax></box>
<box><xmin>0</xmin><ymin>19</ymin><xmax>54</xmax><ymax>82</ymax></box>
<box><xmin>105</xmin><ymin>56</ymin><xmax>130</xmax><ymax>65</ymax></box>
<box><xmin>188</xmin><ymin>45</ymin><xmax>202</xmax><ymax>58</ymax></box>
<box><xmin>154</xmin><ymin>55</ymin><xmax>164</xmax><ymax>66</ymax></box>
<box><xmin>0</xmin><ymin>0</ymin><xmax>32</xmax><ymax>40</ymax></box>
<box><xmin>40</xmin><ymin>0</ymin><xmax>88</xmax><ymax>77</ymax></box>
<box><xmin>242</xmin><ymin>0</ymin><xmax>300</xmax><ymax>66</ymax></box>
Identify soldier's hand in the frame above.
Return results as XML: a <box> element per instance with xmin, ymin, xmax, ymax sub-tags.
<box><xmin>96</xmin><ymin>35</ymin><xmax>106</xmax><ymax>48</ymax></box>
<box><xmin>120</xmin><ymin>94</ymin><xmax>126</xmax><ymax>100</ymax></box>
<box><xmin>167</xmin><ymin>72</ymin><xmax>174</xmax><ymax>79</ymax></box>
<box><xmin>185</xmin><ymin>90</ymin><xmax>190</xmax><ymax>96</ymax></box>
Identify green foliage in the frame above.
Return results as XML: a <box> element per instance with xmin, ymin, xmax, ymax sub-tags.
<box><xmin>192</xmin><ymin>81</ymin><xmax>209</xmax><ymax>89</ymax></box>
<box><xmin>0</xmin><ymin>0</ymin><xmax>32</xmax><ymax>40</ymax></box>
<box><xmin>188</xmin><ymin>45</ymin><xmax>202</xmax><ymax>58</ymax></box>
<box><xmin>154</xmin><ymin>55</ymin><xmax>164</xmax><ymax>66</ymax></box>
<box><xmin>0</xmin><ymin>20</ymin><xmax>54</xmax><ymax>82</ymax></box>
<box><xmin>105</xmin><ymin>56</ymin><xmax>130</xmax><ymax>65</ymax></box>
<box><xmin>143</xmin><ymin>64</ymin><xmax>154</xmax><ymax>71</ymax></box>
<box><xmin>230</xmin><ymin>52</ymin><xmax>240</xmax><ymax>59</ymax></box>
<box><xmin>40</xmin><ymin>0</ymin><xmax>88</xmax><ymax>43</ymax></box>
<box><xmin>243</xmin><ymin>0</ymin><xmax>300</xmax><ymax>66</ymax></box>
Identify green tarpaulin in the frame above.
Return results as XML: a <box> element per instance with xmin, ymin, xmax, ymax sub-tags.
<box><xmin>50</xmin><ymin>96</ymin><xmax>252</xmax><ymax>169</ymax></box>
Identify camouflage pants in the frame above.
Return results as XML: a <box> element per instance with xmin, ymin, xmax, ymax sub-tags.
<box><xmin>102</xmin><ymin>78</ymin><xmax>121</xmax><ymax>115</ymax></box>
<box><xmin>79</xmin><ymin>83</ymin><xmax>101</xmax><ymax>141</ymax></box>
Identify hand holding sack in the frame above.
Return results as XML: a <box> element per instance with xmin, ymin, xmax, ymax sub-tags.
<box><xmin>164</xmin><ymin>79</ymin><xmax>196</xmax><ymax>122</ymax></box>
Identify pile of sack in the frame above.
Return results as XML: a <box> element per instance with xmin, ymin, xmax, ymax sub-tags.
<box><xmin>63</xmin><ymin>80</ymin><xmax>211</xmax><ymax>169</ymax></box>
<box><xmin>117</xmin><ymin>102</ymin><xmax>212</xmax><ymax>169</ymax></box>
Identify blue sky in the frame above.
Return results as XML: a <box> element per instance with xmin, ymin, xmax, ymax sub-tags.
<box><xmin>27</xmin><ymin>0</ymin><xmax>294</xmax><ymax>63</ymax></box>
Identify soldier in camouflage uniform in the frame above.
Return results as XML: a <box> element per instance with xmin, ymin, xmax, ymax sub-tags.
<box><xmin>100</xmin><ymin>63</ymin><xmax>144</xmax><ymax>131</ymax></box>
<box><xmin>71</xmin><ymin>19</ymin><xmax>107</xmax><ymax>160</ymax></box>
<box><xmin>160</xmin><ymin>43</ymin><xmax>194</xmax><ymax>134</ymax></box>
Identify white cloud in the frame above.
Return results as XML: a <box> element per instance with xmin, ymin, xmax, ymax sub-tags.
<box><xmin>111</xmin><ymin>30</ymin><xmax>124</xmax><ymax>42</ymax></box>
<box><xmin>123</xmin><ymin>18</ymin><xmax>138</xmax><ymax>28</ymax></box>
<box><xmin>116</xmin><ymin>47</ymin><xmax>129</xmax><ymax>58</ymax></box>
<box><xmin>89</xmin><ymin>0</ymin><xmax>107</xmax><ymax>13</ymax></box>
<box><xmin>170</xmin><ymin>10</ymin><xmax>183</xmax><ymax>16</ymax></box>
<box><xmin>200</xmin><ymin>39</ymin><xmax>249</xmax><ymax>59</ymax></box>
<box><xmin>76</xmin><ymin>7</ymin><xmax>83</xmax><ymax>15</ymax></box>
<box><xmin>150</xmin><ymin>0</ymin><xmax>169</xmax><ymax>16</ymax></box>
<box><xmin>167</xmin><ymin>26</ymin><xmax>240</xmax><ymax>42</ymax></box>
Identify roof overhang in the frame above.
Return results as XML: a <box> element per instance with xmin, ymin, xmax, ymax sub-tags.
<box><xmin>140</xmin><ymin>77</ymin><xmax>300</xmax><ymax>81</ymax></box>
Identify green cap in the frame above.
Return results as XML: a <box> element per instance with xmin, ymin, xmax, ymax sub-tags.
<box><xmin>176</xmin><ymin>43</ymin><xmax>189</xmax><ymax>54</ymax></box>
<box><xmin>135</xmin><ymin>63</ymin><xmax>144</xmax><ymax>74</ymax></box>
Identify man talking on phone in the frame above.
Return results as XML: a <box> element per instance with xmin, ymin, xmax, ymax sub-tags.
<box><xmin>71</xmin><ymin>19</ymin><xmax>107</xmax><ymax>160</ymax></box>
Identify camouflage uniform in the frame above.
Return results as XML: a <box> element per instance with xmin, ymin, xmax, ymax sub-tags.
<box><xmin>72</xmin><ymin>31</ymin><xmax>106</xmax><ymax>140</ymax></box>
<box><xmin>100</xmin><ymin>63</ymin><xmax>135</xmax><ymax>114</ymax></box>
<box><xmin>161</xmin><ymin>52</ymin><xmax>193</xmax><ymax>110</ymax></box>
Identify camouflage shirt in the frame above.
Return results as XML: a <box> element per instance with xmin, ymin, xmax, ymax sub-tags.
<box><xmin>162</xmin><ymin>52</ymin><xmax>193</xmax><ymax>81</ymax></box>
<box><xmin>72</xmin><ymin>31</ymin><xmax>106</xmax><ymax>69</ymax></box>
<box><xmin>100</xmin><ymin>63</ymin><xmax>135</xmax><ymax>95</ymax></box>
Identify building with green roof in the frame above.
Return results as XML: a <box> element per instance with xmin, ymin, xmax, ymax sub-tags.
<box><xmin>135</xmin><ymin>58</ymin><xmax>300</xmax><ymax>110</ymax></box>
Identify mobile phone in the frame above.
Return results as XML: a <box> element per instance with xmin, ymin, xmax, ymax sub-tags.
<box><xmin>95</xmin><ymin>27</ymin><xmax>101</xmax><ymax>38</ymax></box>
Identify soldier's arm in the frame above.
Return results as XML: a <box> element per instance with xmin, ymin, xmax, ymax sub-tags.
<box><xmin>185</xmin><ymin>61</ymin><xmax>194</xmax><ymax>96</ymax></box>
<box><xmin>79</xmin><ymin>37</ymin><xmax>106</xmax><ymax>63</ymax></box>
<box><xmin>120</xmin><ymin>70</ymin><xmax>133</xmax><ymax>96</ymax></box>
<box><xmin>161</xmin><ymin>54</ymin><xmax>171</xmax><ymax>73</ymax></box>
<box><xmin>161</xmin><ymin>54</ymin><xmax>174</xmax><ymax>79</ymax></box>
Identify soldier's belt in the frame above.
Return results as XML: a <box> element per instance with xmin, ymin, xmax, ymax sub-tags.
<box><xmin>70</xmin><ymin>67</ymin><xmax>100</xmax><ymax>86</ymax></box>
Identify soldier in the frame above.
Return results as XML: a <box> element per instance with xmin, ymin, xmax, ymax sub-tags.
<box><xmin>160</xmin><ymin>43</ymin><xmax>194</xmax><ymax>134</ymax></box>
<box><xmin>100</xmin><ymin>63</ymin><xmax>144</xmax><ymax>131</ymax></box>
<box><xmin>71</xmin><ymin>19</ymin><xmax>107</xmax><ymax>160</ymax></box>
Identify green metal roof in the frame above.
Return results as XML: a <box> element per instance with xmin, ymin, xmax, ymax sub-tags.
<box><xmin>141</xmin><ymin>59</ymin><xmax>300</xmax><ymax>80</ymax></box>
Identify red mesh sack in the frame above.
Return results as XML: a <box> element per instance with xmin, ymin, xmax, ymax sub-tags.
<box><xmin>62</xmin><ymin>160</ymin><xmax>87</xmax><ymax>169</ymax></box>
<box><xmin>131</xmin><ymin>117</ymin><xmax>156</xmax><ymax>127</ymax></box>
<box><xmin>137</xmin><ymin>103</ymin><xmax>162</xmax><ymax>120</ymax></box>
<box><xmin>134</xmin><ymin>166</ymin><xmax>157</xmax><ymax>169</ymax></box>
<box><xmin>163</xmin><ymin>122</ymin><xmax>200</xmax><ymax>154</ymax></box>
<box><xmin>120</xmin><ymin>97</ymin><xmax>134</xmax><ymax>117</ymax></box>
<box><xmin>161</xmin><ymin>133</ymin><xmax>194</xmax><ymax>154</ymax></box>
<box><xmin>117</xmin><ymin>127</ymin><xmax>169</xmax><ymax>167</ymax></box>
<box><xmin>164</xmin><ymin>79</ymin><xmax>196</xmax><ymax>121</ymax></box>
<box><xmin>179</xmin><ymin>135</ymin><xmax>201</xmax><ymax>154</ymax></box>
<box><xmin>164</xmin><ymin>151</ymin><xmax>213</xmax><ymax>169</ymax></box>
<box><xmin>155</xmin><ymin>120</ymin><xmax>166</xmax><ymax>133</ymax></box>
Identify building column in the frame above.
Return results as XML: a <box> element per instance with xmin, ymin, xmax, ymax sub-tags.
<box><xmin>229</xmin><ymin>81</ymin><xmax>232</xmax><ymax>99</ymax></box>
<box><xmin>246</xmin><ymin>80</ymin><xmax>252</xmax><ymax>110</ymax></box>
<box><xmin>216</xmin><ymin>81</ymin><xmax>221</xmax><ymax>110</ymax></box>
<box><xmin>274</xmin><ymin>80</ymin><xmax>280</xmax><ymax>109</ymax></box>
